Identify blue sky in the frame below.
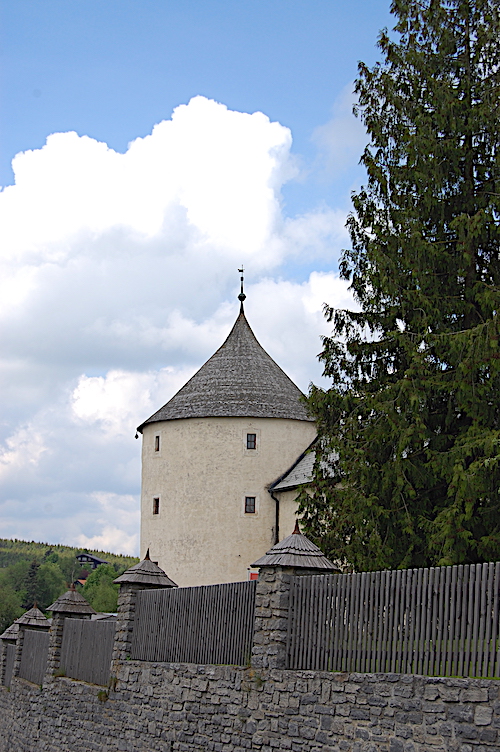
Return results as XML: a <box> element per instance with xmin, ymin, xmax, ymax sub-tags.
<box><xmin>2</xmin><ymin>1</ymin><xmax>391</xmax><ymax>216</ymax></box>
<box><xmin>0</xmin><ymin>0</ymin><xmax>393</xmax><ymax>554</ymax></box>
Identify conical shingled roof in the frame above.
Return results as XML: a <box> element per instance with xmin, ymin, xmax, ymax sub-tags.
<box><xmin>138</xmin><ymin>309</ymin><xmax>313</xmax><ymax>431</ymax></box>
<box><xmin>47</xmin><ymin>588</ymin><xmax>96</xmax><ymax>615</ymax></box>
<box><xmin>251</xmin><ymin>522</ymin><xmax>337</xmax><ymax>570</ymax></box>
<box><xmin>113</xmin><ymin>552</ymin><xmax>177</xmax><ymax>587</ymax></box>
<box><xmin>16</xmin><ymin>604</ymin><xmax>50</xmax><ymax>628</ymax></box>
<box><xmin>0</xmin><ymin>622</ymin><xmax>19</xmax><ymax>641</ymax></box>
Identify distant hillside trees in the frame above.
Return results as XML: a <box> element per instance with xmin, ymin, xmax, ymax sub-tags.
<box><xmin>0</xmin><ymin>539</ymin><xmax>138</xmax><ymax>631</ymax></box>
<box><xmin>0</xmin><ymin>584</ymin><xmax>24</xmax><ymax>633</ymax></box>
<box><xmin>82</xmin><ymin>565</ymin><xmax>120</xmax><ymax>612</ymax></box>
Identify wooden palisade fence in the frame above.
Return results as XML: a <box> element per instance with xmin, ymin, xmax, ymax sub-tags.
<box><xmin>3</xmin><ymin>644</ymin><xmax>16</xmax><ymax>688</ymax></box>
<box><xmin>6</xmin><ymin>560</ymin><xmax>500</xmax><ymax>687</ymax></box>
<box><xmin>59</xmin><ymin>620</ymin><xmax>115</xmax><ymax>686</ymax></box>
<box><xmin>131</xmin><ymin>580</ymin><xmax>257</xmax><ymax>665</ymax></box>
<box><xmin>287</xmin><ymin>562</ymin><xmax>500</xmax><ymax>678</ymax></box>
<box><xmin>18</xmin><ymin>630</ymin><xmax>50</xmax><ymax>686</ymax></box>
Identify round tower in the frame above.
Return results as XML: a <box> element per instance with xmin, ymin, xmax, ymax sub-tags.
<box><xmin>137</xmin><ymin>295</ymin><xmax>316</xmax><ymax>587</ymax></box>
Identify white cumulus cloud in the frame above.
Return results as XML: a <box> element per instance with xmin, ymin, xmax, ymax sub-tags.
<box><xmin>75</xmin><ymin>493</ymin><xmax>140</xmax><ymax>557</ymax></box>
<box><xmin>0</xmin><ymin>425</ymin><xmax>48</xmax><ymax>480</ymax></box>
<box><xmin>0</xmin><ymin>95</ymin><xmax>356</xmax><ymax>555</ymax></box>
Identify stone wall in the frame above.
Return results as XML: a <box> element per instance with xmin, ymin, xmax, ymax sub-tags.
<box><xmin>1</xmin><ymin>660</ymin><xmax>499</xmax><ymax>752</ymax></box>
<box><xmin>2</xmin><ymin>556</ymin><xmax>500</xmax><ymax>751</ymax></box>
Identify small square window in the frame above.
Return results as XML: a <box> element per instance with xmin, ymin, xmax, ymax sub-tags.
<box><xmin>154</xmin><ymin>435</ymin><xmax>160</xmax><ymax>452</ymax></box>
<box><xmin>153</xmin><ymin>497</ymin><xmax>160</xmax><ymax>515</ymax></box>
<box><xmin>245</xmin><ymin>496</ymin><xmax>256</xmax><ymax>514</ymax></box>
<box><xmin>246</xmin><ymin>433</ymin><xmax>257</xmax><ymax>450</ymax></box>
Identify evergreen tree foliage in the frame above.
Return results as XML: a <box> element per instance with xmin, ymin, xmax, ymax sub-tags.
<box><xmin>0</xmin><ymin>584</ymin><xmax>23</xmax><ymax>634</ymax></box>
<box><xmin>301</xmin><ymin>0</ymin><xmax>500</xmax><ymax>570</ymax></box>
<box><xmin>82</xmin><ymin>565</ymin><xmax>120</xmax><ymax>613</ymax></box>
<box><xmin>22</xmin><ymin>559</ymin><xmax>40</xmax><ymax>609</ymax></box>
<box><xmin>36</xmin><ymin>563</ymin><xmax>67</xmax><ymax>610</ymax></box>
<box><xmin>0</xmin><ymin>538</ymin><xmax>138</xmax><ymax>572</ymax></box>
<box><xmin>1</xmin><ymin>560</ymin><xmax>30</xmax><ymax>596</ymax></box>
<box><xmin>0</xmin><ymin>539</ymin><xmax>137</xmax><ymax>629</ymax></box>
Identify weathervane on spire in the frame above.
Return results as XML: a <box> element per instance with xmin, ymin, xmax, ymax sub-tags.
<box><xmin>238</xmin><ymin>266</ymin><xmax>246</xmax><ymax>311</ymax></box>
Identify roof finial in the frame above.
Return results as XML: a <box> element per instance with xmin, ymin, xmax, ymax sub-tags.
<box><xmin>238</xmin><ymin>266</ymin><xmax>246</xmax><ymax>312</ymax></box>
<box><xmin>293</xmin><ymin>519</ymin><xmax>301</xmax><ymax>534</ymax></box>
<box><xmin>144</xmin><ymin>548</ymin><xmax>150</xmax><ymax>560</ymax></box>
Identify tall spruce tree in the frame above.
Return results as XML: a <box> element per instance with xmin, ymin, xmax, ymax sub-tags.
<box><xmin>22</xmin><ymin>559</ymin><xmax>40</xmax><ymax>608</ymax></box>
<box><xmin>300</xmin><ymin>0</ymin><xmax>500</xmax><ymax>570</ymax></box>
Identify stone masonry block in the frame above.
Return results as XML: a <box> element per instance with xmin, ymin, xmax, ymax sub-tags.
<box><xmin>1</xmin><ymin>659</ymin><xmax>500</xmax><ymax>752</ymax></box>
<box><xmin>461</xmin><ymin>688</ymin><xmax>488</xmax><ymax>703</ymax></box>
<box><xmin>474</xmin><ymin>706</ymin><xmax>493</xmax><ymax>726</ymax></box>
<box><xmin>424</xmin><ymin>686</ymin><xmax>440</xmax><ymax>701</ymax></box>
<box><xmin>437</xmin><ymin>686</ymin><xmax>461</xmax><ymax>702</ymax></box>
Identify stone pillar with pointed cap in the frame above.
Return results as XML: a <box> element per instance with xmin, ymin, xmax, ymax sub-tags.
<box><xmin>45</xmin><ymin>586</ymin><xmax>96</xmax><ymax>680</ymax></box>
<box><xmin>250</xmin><ymin>522</ymin><xmax>337</xmax><ymax>669</ymax></box>
<box><xmin>111</xmin><ymin>549</ymin><xmax>177</xmax><ymax>671</ymax></box>
<box><xmin>10</xmin><ymin>605</ymin><xmax>50</xmax><ymax>679</ymax></box>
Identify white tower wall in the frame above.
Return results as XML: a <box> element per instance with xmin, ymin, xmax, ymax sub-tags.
<box><xmin>140</xmin><ymin>416</ymin><xmax>316</xmax><ymax>586</ymax></box>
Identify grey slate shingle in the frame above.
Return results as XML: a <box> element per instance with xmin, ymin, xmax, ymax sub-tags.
<box><xmin>251</xmin><ymin>524</ymin><xmax>336</xmax><ymax>570</ymax></box>
<box><xmin>271</xmin><ymin>446</ymin><xmax>338</xmax><ymax>491</ymax></box>
<box><xmin>271</xmin><ymin>447</ymin><xmax>316</xmax><ymax>491</ymax></box>
<box><xmin>47</xmin><ymin>588</ymin><xmax>96</xmax><ymax>615</ymax></box>
<box><xmin>138</xmin><ymin>309</ymin><xmax>314</xmax><ymax>431</ymax></box>
<box><xmin>0</xmin><ymin>622</ymin><xmax>19</xmax><ymax>641</ymax></box>
<box><xmin>15</xmin><ymin>605</ymin><xmax>50</xmax><ymax>628</ymax></box>
<box><xmin>113</xmin><ymin>556</ymin><xmax>177</xmax><ymax>587</ymax></box>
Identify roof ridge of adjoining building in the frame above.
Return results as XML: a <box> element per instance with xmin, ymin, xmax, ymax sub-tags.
<box><xmin>269</xmin><ymin>438</ymin><xmax>317</xmax><ymax>492</ymax></box>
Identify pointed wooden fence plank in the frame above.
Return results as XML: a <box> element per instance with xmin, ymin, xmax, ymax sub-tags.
<box><xmin>59</xmin><ymin>619</ymin><xmax>115</xmax><ymax>686</ymax></box>
<box><xmin>494</xmin><ymin>563</ymin><xmax>500</xmax><ymax>677</ymax></box>
<box><xmin>18</xmin><ymin>630</ymin><xmax>49</xmax><ymax>685</ymax></box>
<box><xmin>3</xmin><ymin>643</ymin><xmax>16</xmax><ymax>687</ymax></box>
<box><xmin>131</xmin><ymin>580</ymin><xmax>256</xmax><ymax>666</ymax></box>
<box><xmin>286</xmin><ymin>562</ymin><xmax>500</xmax><ymax>678</ymax></box>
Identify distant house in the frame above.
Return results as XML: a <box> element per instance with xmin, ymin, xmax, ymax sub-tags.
<box><xmin>76</xmin><ymin>553</ymin><xmax>109</xmax><ymax>570</ymax></box>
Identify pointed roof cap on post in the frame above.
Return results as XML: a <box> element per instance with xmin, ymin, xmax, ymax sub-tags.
<box><xmin>113</xmin><ymin>549</ymin><xmax>177</xmax><ymax>587</ymax></box>
<box><xmin>251</xmin><ymin>521</ymin><xmax>337</xmax><ymax>570</ymax></box>
<box><xmin>137</xmin><ymin>305</ymin><xmax>313</xmax><ymax>430</ymax></box>
<box><xmin>0</xmin><ymin>621</ymin><xmax>19</xmax><ymax>641</ymax></box>
<box><xmin>15</xmin><ymin>604</ymin><xmax>50</xmax><ymax>628</ymax></box>
<box><xmin>47</xmin><ymin>586</ymin><xmax>96</xmax><ymax>615</ymax></box>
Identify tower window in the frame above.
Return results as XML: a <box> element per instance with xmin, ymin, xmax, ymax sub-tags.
<box><xmin>246</xmin><ymin>433</ymin><xmax>257</xmax><ymax>450</ymax></box>
<box><xmin>153</xmin><ymin>497</ymin><xmax>160</xmax><ymax>515</ymax></box>
<box><xmin>245</xmin><ymin>496</ymin><xmax>256</xmax><ymax>514</ymax></box>
<box><xmin>154</xmin><ymin>435</ymin><xmax>160</xmax><ymax>452</ymax></box>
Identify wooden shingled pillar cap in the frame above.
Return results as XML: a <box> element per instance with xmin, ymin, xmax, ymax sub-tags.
<box><xmin>47</xmin><ymin>588</ymin><xmax>96</xmax><ymax>615</ymax></box>
<box><xmin>15</xmin><ymin>604</ymin><xmax>51</xmax><ymax>629</ymax></box>
<box><xmin>251</xmin><ymin>524</ymin><xmax>337</xmax><ymax>571</ymax></box>
<box><xmin>113</xmin><ymin>552</ymin><xmax>177</xmax><ymax>588</ymax></box>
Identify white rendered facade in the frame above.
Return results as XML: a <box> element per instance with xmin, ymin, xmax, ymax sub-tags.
<box><xmin>140</xmin><ymin>415</ymin><xmax>316</xmax><ymax>586</ymax></box>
